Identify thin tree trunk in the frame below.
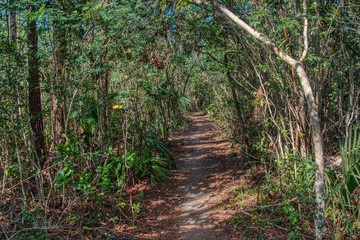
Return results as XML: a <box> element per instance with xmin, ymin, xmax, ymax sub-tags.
<box><xmin>52</xmin><ymin>4</ymin><xmax>67</xmax><ymax>154</ymax></box>
<box><xmin>98</xmin><ymin>69</ymin><xmax>109</xmax><ymax>146</ymax></box>
<box><xmin>224</xmin><ymin>54</ymin><xmax>244</xmax><ymax>128</ymax></box>
<box><xmin>6</xmin><ymin>0</ymin><xmax>28</xmax><ymax>201</ymax></box>
<box><xmin>295</xmin><ymin>0</ymin><xmax>308</xmax><ymax>157</ymax></box>
<box><xmin>12</xmin><ymin>117</ymin><xmax>27</xmax><ymax>201</ymax></box>
<box><xmin>345</xmin><ymin>58</ymin><xmax>356</xmax><ymax>136</ymax></box>
<box><xmin>215</xmin><ymin>3</ymin><xmax>325</xmax><ymax>239</ymax></box>
<box><xmin>9</xmin><ymin>0</ymin><xmax>17</xmax><ymax>43</ymax></box>
<box><xmin>96</xmin><ymin>28</ymin><xmax>110</xmax><ymax>146</ymax></box>
<box><xmin>1</xmin><ymin>138</ymin><xmax>9</xmax><ymax>196</ymax></box>
<box><xmin>292</xmin><ymin>69</ymin><xmax>308</xmax><ymax>157</ymax></box>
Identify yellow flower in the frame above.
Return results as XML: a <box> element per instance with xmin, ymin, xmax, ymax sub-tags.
<box><xmin>112</xmin><ymin>105</ymin><xmax>121</xmax><ymax>110</ymax></box>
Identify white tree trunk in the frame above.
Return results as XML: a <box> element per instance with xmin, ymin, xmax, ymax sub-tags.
<box><xmin>215</xmin><ymin>3</ymin><xmax>325</xmax><ymax>239</ymax></box>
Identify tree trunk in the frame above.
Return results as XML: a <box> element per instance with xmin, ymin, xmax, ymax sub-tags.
<box><xmin>27</xmin><ymin>4</ymin><xmax>47</xmax><ymax>202</ymax></box>
<box><xmin>98</xmin><ymin>69</ymin><xmax>109</xmax><ymax>146</ymax></box>
<box><xmin>224</xmin><ymin>53</ymin><xmax>245</xmax><ymax>134</ymax></box>
<box><xmin>27</xmin><ymin>7</ymin><xmax>47</xmax><ymax>166</ymax></box>
<box><xmin>9</xmin><ymin>0</ymin><xmax>17</xmax><ymax>43</ymax></box>
<box><xmin>96</xmin><ymin>39</ymin><xmax>109</xmax><ymax>146</ymax></box>
<box><xmin>292</xmin><ymin>69</ymin><xmax>308</xmax><ymax>157</ymax></box>
<box><xmin>51</xmin><ymin>1</ymin><xmax>67</xmax><ymax>154</ymax></box>
<box><xmin>215</xmin><ymin>3</ymin><xmax>325</xmax><ymax>239</ymax></box>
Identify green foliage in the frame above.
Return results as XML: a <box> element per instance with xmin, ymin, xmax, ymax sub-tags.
<box><xmin>282</xmin><ymin>201</ymin><xmax>301</xmax><ymax>238</ymax></box>
<box><xmin>54</xmin><ymin>160</ymin><xmax>74</xmax><ymax>188</ymax></box>
<box><xmin>341</xmin><ymin>127</ymin><xmax>360</xmax><ymax>209</ymax></box>
<box><xmin>76</xmin><ymin>172</ymin><xmax>94</xmax><ymax>192</ymax></box>
<box><xmin>228</xmin><ymin>214</ymin><xmax>247</xmax><ymax>226</ymax></box>
<box><xmin>132</xmin><ymin>202</ymin><xmax>142</xmax><ymax>214</ymax></box>
<box><xmin>11</xmin><ymin>231</ymin><xmax>47</xmax><ymax>240</ymax></box>
<box><xmin>145</xmin><ymin>137</ymin><xmax>171</xmax><ymax>157</ymax></box>
<box><xmin>55</xmin><ymin>137</ymin><xmax>81</xmax><ymax>158</ymax></box>
<box><xmin>132</xmin><ymin>148</ymin><xmax>171</xmax><ymax>183</ymax></box>
<box><xmin>0</xmin><ymin>0</ymin><xmax>358</xmax><ymax>238</ymax></box>
<box><xmin>326</xmin><ymin>127</ymin><xmax>360</xmax><ymax>236</ymax></box>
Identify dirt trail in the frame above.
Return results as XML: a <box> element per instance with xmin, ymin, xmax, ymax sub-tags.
<box><xmin>138</xmin><ymin>112</ymin><xmax>241</xmax><ymax>239</ymax></box>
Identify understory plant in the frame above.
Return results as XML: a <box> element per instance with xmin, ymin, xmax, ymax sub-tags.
<box><xmin>327</xmin><ymin>127</ymin><xmax>359</xmax><ymax>238</ymax></box>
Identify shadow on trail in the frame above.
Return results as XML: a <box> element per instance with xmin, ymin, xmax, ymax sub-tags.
<box><xmin>137</xmin><ymin>112</ymin><xmax>261</xmax><ymax>240</ymax></box>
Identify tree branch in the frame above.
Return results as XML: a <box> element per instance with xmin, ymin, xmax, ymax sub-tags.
<box><xmin>299</xmin><ymin>0</ymin><xmax>309</xmax><ymax>62</ymax></box>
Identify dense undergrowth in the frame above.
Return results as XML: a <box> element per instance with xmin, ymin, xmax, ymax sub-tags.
<box><xmin>208</xmin><ymin>111</ymin><xmax>359</xmax><ymax>239</ymax></box>
<box><xmin>0</xmin><ymin>0</ymin><xmax>359</xmax><ymax>239</ymax></box>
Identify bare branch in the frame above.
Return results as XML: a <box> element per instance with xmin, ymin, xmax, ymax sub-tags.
<box><xmin>215</xmin><ymin>3</ymin><xmax>299</xmax><ymax>67</ymax></box>
<box><xmin>299</xmin><ymin>0</ymin><xmax>309</xmax><ymax>62</ymax></box>
<box><xmin>213</xmin><ymin>3</ymin><xmax>325</xmax><ymax>239</ymax></box>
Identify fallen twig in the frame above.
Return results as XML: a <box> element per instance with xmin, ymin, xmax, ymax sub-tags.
<box><xmin>254</xmin><ymin>197</ymin><xmax>298</xmax><ymax>209</ymax></box>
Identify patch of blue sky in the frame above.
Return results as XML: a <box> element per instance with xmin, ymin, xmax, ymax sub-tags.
<box><xmin>202</xmin><ymin>15</ymin><xmax>213</xmax><ymax>23</ymax></box>
<box><xmin>166</xmin><ymin>6</ymin><xmax>174</xmax><ymax>16</ymax></box>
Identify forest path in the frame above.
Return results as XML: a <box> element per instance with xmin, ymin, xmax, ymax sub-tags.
<box><xmin>137</xmin><ymin>112</ymin><xmax>242</xmax><ymax>239</ymax></box>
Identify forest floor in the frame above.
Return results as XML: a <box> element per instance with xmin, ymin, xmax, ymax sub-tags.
<box><xmin>130</xmin><ymin>112</ymin><xmax>285</xmax><ymax>239</ymax></box>
<box><xmin>135</xmin><ymin>112</ymin><xmax>239</xmax><ymax>239</ymax></box>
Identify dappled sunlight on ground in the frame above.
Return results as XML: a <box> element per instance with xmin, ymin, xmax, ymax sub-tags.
<box><xmin>135</xmin><ymin>112</ymin><xmax>243</xmax><ymax>239</ymax></box>
<box><xmin>132</xmin><ymin>112</ymin><xmax>288</xmax><ymax>239</ymax></box>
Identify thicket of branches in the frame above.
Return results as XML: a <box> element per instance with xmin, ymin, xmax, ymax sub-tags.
<box><xmin>0</xmin><ymin>0</ymin><xmax>358</xmax><ymax>239</ymax></box>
